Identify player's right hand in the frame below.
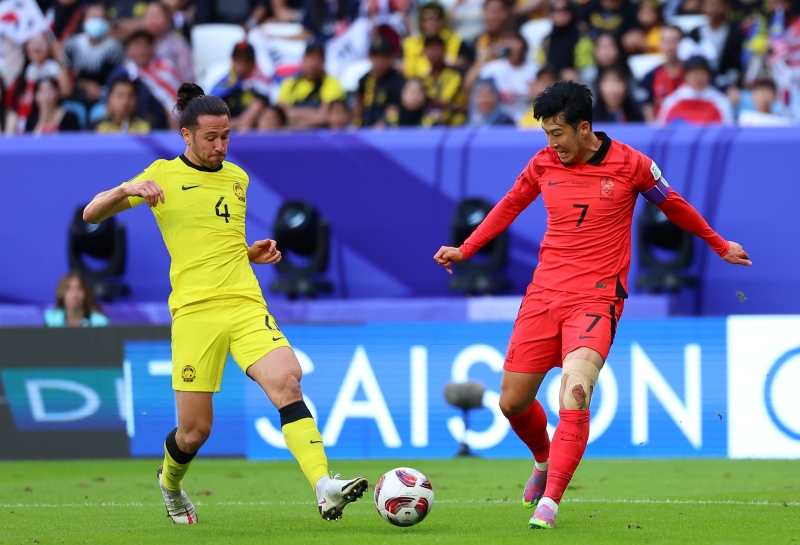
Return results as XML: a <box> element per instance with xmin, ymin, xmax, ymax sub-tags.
<box><xmin>123</xmin><ymin>180</ymin><xmax>165</xmax><ymax>208</ymax></box>
<box><xmin>434</xmin><ymin>246</ymin><xmax>465</xmax><ymax>275</ymax></box>
<box><xmin>723</xmin><ymin>241</ymin><xmax>752</xmax><ymax>266</ymax></box>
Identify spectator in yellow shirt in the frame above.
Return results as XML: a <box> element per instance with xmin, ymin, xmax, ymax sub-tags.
<box><xmin>278</xmin><ymin>43</ymin><xmax>346</xmax><ymax>129</ymax></box>
<box><xmin>401</xmin><ymin>2</ymin><xmax>468</xmax><ymax>79</ymax></box>
<box><xmin>421</xmin><ymin>35</ymin><xmax>465</xmax><ymax>126</ymax></box>
<box><xmin>93</xmin><ymin>76</ymin><xmax>151</xmax><ymax>134</ymax></box>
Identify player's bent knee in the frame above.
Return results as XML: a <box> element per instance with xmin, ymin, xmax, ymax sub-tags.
<box><xmin>561</xmin><ymin>359</ymin><xmax>600</xmax><ymax>410</ymax></box>
<box><xmin>499</xmin><ymin>395</ymin><xmax>529</xmax><ymax>417</ymax></box>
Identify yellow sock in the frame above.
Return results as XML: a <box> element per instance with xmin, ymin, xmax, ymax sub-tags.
<box><xmin>282</xmin><ymin>417</ymin><xmax>329</xmax><ymax>490</ymax></box>
<box><xmin>161</xmin><ymin>444</ymin><xmax>193</xmax><ymax>491</ymax></box>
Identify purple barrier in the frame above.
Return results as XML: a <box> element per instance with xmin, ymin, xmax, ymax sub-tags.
<box><xmin>0</xmin><ymin>126</ymin><xmax>792</xmax><ymax>315</ymax></box>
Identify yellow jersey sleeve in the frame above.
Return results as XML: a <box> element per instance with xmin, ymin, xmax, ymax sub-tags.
<box><xmin>120</xmin><ymin>160</ymin><xmax>164</xmax><ymax>208</ymax></box>
<box><xmin>321</xmin><ymin>76</ymin><xmax>346</xmax><ymax>103</ymax></box>
<box><xmin>278</xmin><ymin>78</ymin><xmax>295</xmax><ymax>105</ymax></box>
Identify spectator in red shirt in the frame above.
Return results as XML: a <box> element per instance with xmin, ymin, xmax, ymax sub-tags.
<box><xmin>638</xmin><ymin>25</ymin><xmax>684</xmax><ymax>122</ymax></box>
<box><xmin>657</xmin><ymin>55</ymin><xmax>735</xmax><ymax>125</ymax></box>
<box><xmin>142</xmin><ymin>2</ymin><xmax>194</xmax><ymax>83</ymax></box>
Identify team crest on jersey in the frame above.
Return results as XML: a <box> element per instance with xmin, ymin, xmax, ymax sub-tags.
<box><xmin>650</xmin><ymin>161</ymin><xmax>662</xmax><ymax>181</ymax></box>
<box><xmin>233</xmin><ymin>183</ymin><xmax>246</xmax><ymax>202</ymax></box>
<box><xmin>182</xmin><ymin>365</ymin><xmax>196</xmax><ymax>382</ymax></box>
<box><xmin>600</xmin><ymin>178</ymin><xmax>614</xmax><ymax>197</ymax></box>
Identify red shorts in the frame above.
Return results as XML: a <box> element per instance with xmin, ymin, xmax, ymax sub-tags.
<box><xmin>503</xmin><ymin>284</ymin><xmax>624</xmax><ymax>374</ymax></box>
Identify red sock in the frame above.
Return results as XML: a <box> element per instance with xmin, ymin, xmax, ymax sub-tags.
<box><xmin>543</xmin><ymin>409</ymin><xmax>590</xmax><ymax>504</ymax></box>
<box><xmin>506</xmin><ymin>399</ymin><xmax>550</xmax><ymax>463</ymax></box>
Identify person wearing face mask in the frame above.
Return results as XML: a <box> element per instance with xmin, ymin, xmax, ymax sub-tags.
<box><xmin>64</xmin><ymin>3</ymin><xmax>124</xmax><ymax>107</ymax></box>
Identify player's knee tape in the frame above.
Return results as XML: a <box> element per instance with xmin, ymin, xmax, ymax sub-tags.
<box><xmin>561</xmin><ymin>359</ymin><xmax>600</xmax><ymax>410</ymax></box>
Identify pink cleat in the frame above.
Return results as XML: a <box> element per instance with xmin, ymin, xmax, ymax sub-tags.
<box><xmin>522</xmin><ymin>466</ymin><xmax>548</xmax><ymax>509</ymax></box>
<box><xmin>529</xmin><ymin>501</ymin><xmax>557</xmax><ymax>529</ymax></box>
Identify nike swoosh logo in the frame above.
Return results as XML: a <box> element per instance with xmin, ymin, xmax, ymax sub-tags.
<box><xmin>310</xmin><ymin>440</ymin><xmax>323</xmax><ymax>444</ymax></box>
<box><xmin>182</xmin><ymin>185</ymin><xmax>200</xmax><ymax>190</ymax></box>
<box><xmin>169</xmin><ymin>472</ymin><xmax>180</xmax><ymax>476</ymax></box>
<box><xmin>272</xmin><ymin>337</ymin><xmax>285</xmax><ymax>342</ymax></box>
<box><xmin>578</xmin><ymin>335</ymin><xmax>596</xmax><ymax>339</ymax></box>
<box><xmin>548</xmin><ymin>181</ymin><xmax>565</xmax><ymax>186</ymax></box>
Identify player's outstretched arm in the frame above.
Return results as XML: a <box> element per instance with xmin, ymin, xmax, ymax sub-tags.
<box><xmin>83</xmin><ymin>180</ymin><xmax>164</xmax><ymax>224</ymax></box>
<box><xmin>433</xmin><ymin>246</ymin><xmax>464</xmax><ymax>275</ymax></box>
<box><xmin>249</xmin><ymin>239</ymin><xmax>282</xmax><ymax>265</ymax></box>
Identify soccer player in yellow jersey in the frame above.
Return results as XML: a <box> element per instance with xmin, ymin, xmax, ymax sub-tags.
<box><xmin>83</xmin><ymin>83</ymin><xmax>367</xmax><ymax>525</ymax></box>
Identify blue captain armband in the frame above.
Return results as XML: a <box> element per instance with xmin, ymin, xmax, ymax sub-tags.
<box><xmin>642</xmin><ymin>160</ymin><xmax>672</xmax><ymax>204</ymax></box>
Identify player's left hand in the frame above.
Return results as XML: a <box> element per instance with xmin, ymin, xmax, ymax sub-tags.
<box><xmin>723</xmin><ymin>241</ymin><xmax>752</xmax><ymax>266</ymax></box>
<box><xmin>249</xmin><ymin>239</ymin><xmax>282</xmax><ymax>265</ymax></box>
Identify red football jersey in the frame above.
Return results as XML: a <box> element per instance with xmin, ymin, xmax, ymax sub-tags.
<box><xmin>459</xmin><ymin>132</ymin><xmax>727</xmax><ymax>298</ymax></box>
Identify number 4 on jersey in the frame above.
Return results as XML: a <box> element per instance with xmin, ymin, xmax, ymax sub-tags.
<box><xmin>215</xmin><ymin>197</ymin><xmax>230</xmax><ymax>223</ymax></box>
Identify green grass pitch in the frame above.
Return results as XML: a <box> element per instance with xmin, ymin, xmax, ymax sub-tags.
<box><xmin>1</xmin><ymin>458</ymin><xmax>798</xmax><ymax>544</ymax></box>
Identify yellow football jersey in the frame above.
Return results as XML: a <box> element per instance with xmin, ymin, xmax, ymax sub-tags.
<box><xmin>123</xmin><ymin>155</ymin><xmax>265</xmax><ymax>315</ymax></box>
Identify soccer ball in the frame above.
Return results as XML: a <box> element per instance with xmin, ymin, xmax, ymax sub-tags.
<box><xmin>374</xmin><ymin>467</ymin><xmax>434</xmax><ymax>527</ymax></box>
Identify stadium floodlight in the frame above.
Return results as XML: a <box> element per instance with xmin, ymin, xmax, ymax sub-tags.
<box><xmin>270</xmin><ymin>200</ymin><xmax>333</xmax><ymax>299</ymax></box>
<box><xmin>443</xmin><ymin>381</ymin><xmax>486</xmax><ymax>457</ymax></box>
<box><xmin>68</xmin><ymin>205</ymin><xmax>129</xmax><ymax>301</ymax></box>
<box><xmin>636</xmin><ymin>202</ymin><xmax>696</xmax><ymax>293</ymax></box>
<box><xmin>448</xmin><ymin>198</ymin><xmax>510</xmax><ymax>296</ymax></box>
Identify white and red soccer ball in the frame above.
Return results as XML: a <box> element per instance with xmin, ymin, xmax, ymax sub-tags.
<box><xmin>374</xmin><ymin>467</ymin><xmax>434</xmax><ymax>527</ymax></box>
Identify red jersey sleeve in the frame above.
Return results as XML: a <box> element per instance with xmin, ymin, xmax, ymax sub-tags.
<box><xmin>633</xmin><ymin>151</ymin><xmax>729</xmax><ymax>257</ymax></box>
<box><xmin>459</xmin><ymin>155</ymin><xmax>542</xmax><ymax>259</ymax></box>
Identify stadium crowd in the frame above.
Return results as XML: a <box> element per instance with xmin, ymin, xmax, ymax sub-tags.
<box><xmin>1</xmin><ymin>0</ymin><xmax>799</xmax><ymax>134</ymax></box>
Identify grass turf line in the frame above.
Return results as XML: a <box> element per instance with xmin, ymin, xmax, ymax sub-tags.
<box><xmin>0</xmin><ymin>458</ymin><xmax>798</xmax><ymax>544</ymax></box>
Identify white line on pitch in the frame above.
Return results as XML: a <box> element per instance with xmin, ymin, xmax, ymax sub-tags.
<box><xmin>1</xmin><ymin>499</ymin><xmax>798</xmax><ymax>508</ymax></box>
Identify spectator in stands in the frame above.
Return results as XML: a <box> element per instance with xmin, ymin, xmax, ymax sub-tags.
<box><xmin>468</xmin><ymin>79</ymin><xmax>515</xmax><ymax>126</ymax></box>
<box><xmin>578</xmin><ymin>0</ymin><xmax>640</xmax><ymax>42</ymax></box>
<box><xmin>518</xmin><ymin>63</ymin><xmax>557</xmax><ymax>128</ymax></box>
<box><xmin>471</xmin><ymin>0</ymin><xmax>513</xmax><ymax>68</ymax></box>
<box><xmin>621</xmin><ymin>0</ymin><xmax>665</xmax><ymax>54</ymax></box>
<box><xmin>544</xmin><ymin>0</ymin><xmax>591</xmax><ymax>73</ymax></box>
<box><xmin>63</xmin><ymin>3</ymin><xmax>124</xmax><ymax>108</ymax></box>
<box><xmin>142</xmin><ymin>2</ymin><xmax>194</xmax><ymax>83</ymax></box>
<box><xmin>657</xmin><ymin>55</ymin><xmax>734</xmax><ymax>124</ymax></box>
<box><xmin>689</xmin><ymin>0</ymin><xmax>744</xmax><ymax>89</ymax></box>
<box><xmin>476</xmin><ymin>30</ymin><xmax>538</xmax><ymax>123</ymax></box>
<box><xmin>258</xmin><ymin>105</ymin><xmax>289</xmax><ymax>130</ymax></box>
<box><xmin>93</xmin><ymin>76</ymin><xmax>151</xmax><ymax>133</ymax></box>
<box><xmin>354</xmin><ymin>37</ymin><xmax>405</xmax><ymax>127</ymax></box>
<box><xmin>328</xmin><ymin>99</ymin><xmax>352</xmax><ymax>128</ymax></box>
<box><xmin>638</xmin><ymin>25</ymin><xmax>684</xmax><ymax>122</ymax></box>
<box><xmin>5</xmin><ymin>33</ymin><xmax>72</xmax><ymax>134</ymax></box>
<box><xmin>513</xmin><ymin>0</ymin><xmax>548</xmax><ymax>26</ymax></box>
<box><xmin>736</xmin><ymin>78</ymin><xmax>794</xmax><ymax>126</ymax></box>
<box><xmin>593</xmin><ymin>66</ymin><xmax>644</xmax><ymax>122</ymax></box>
<box><xmin>108</xmin><ymin>30</ymin><xmax>181</xmax><ymax>129</ymax></box>
<box><xmin>195</xmin><ymin>0</ymin><xmax>270</xmax><ymax>28</ymax></box>
<box><xmin>421</xmin><ymin>35</ymin><xmax>465</xmax><ymax>125</ymax></box>
<box><xmin>47</xmin><ymin>0</ymin><xmax>87</xmax><ymax>42</ymax></box>
<box><xmin>580</xmin><ymin>32</ymin><xmax>630</xmax><ymax>97</ymax></box>
<box><xmin>161</xmin><ymin>0</ymin><xmax>195</xmax><ymax>41</ymax></box>
<box><xmin>402</xmin><ymin>2</ymin><xmax>467</xmax><ymax>79</ymax></box>
<box><xmin>387</xmin><ymin>78</ymin><xmax>434</xmax><ymax>126</ymax></box>
<box><xmin>24</xmin><ymin>77</ymin><xmax>81</xmax><ymax>134</ymax></box>
<box><xmin>278</xmin><ymin>43</ymin><xmax>345</xmax><ymax>128</ymax></box>
<box><xmin>44</xmin><ymin>272</ymin><xmax>109</xmax><ymax>328</ymax></box>
<box><xmin>301</xmin><ymin>0</ymin><xmax>362</xmax><ymax>43</ymax></box>
<box><xmin>0</xmin><ymin>78</ymin><xmax>5</xmax><ymax>133</ymax></box>
<box><xmin>211</xmin><ymin>42</ymin><xmax>272</xmax><ymax>131</ymax></box>
<box><xmin>107</xmin><ymin>0</ymin><xmax>152</xmax><ymax>41</ymax></box>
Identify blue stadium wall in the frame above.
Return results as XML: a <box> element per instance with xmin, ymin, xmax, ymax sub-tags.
<box><xmin>0</xmin><ymin>126</ymin><xmax>795</xmax><ymax>315</ymax></box>
<box><xmin>2</xmin><ymin>317</ymin><xmax>800</xmax><ymax>460</ymax></box>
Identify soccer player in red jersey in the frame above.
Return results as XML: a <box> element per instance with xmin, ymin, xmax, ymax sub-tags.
<box><xmin>434</xmin><ymin>81</ymin><xmax>751</xmax><ymax>530</ymax></box>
